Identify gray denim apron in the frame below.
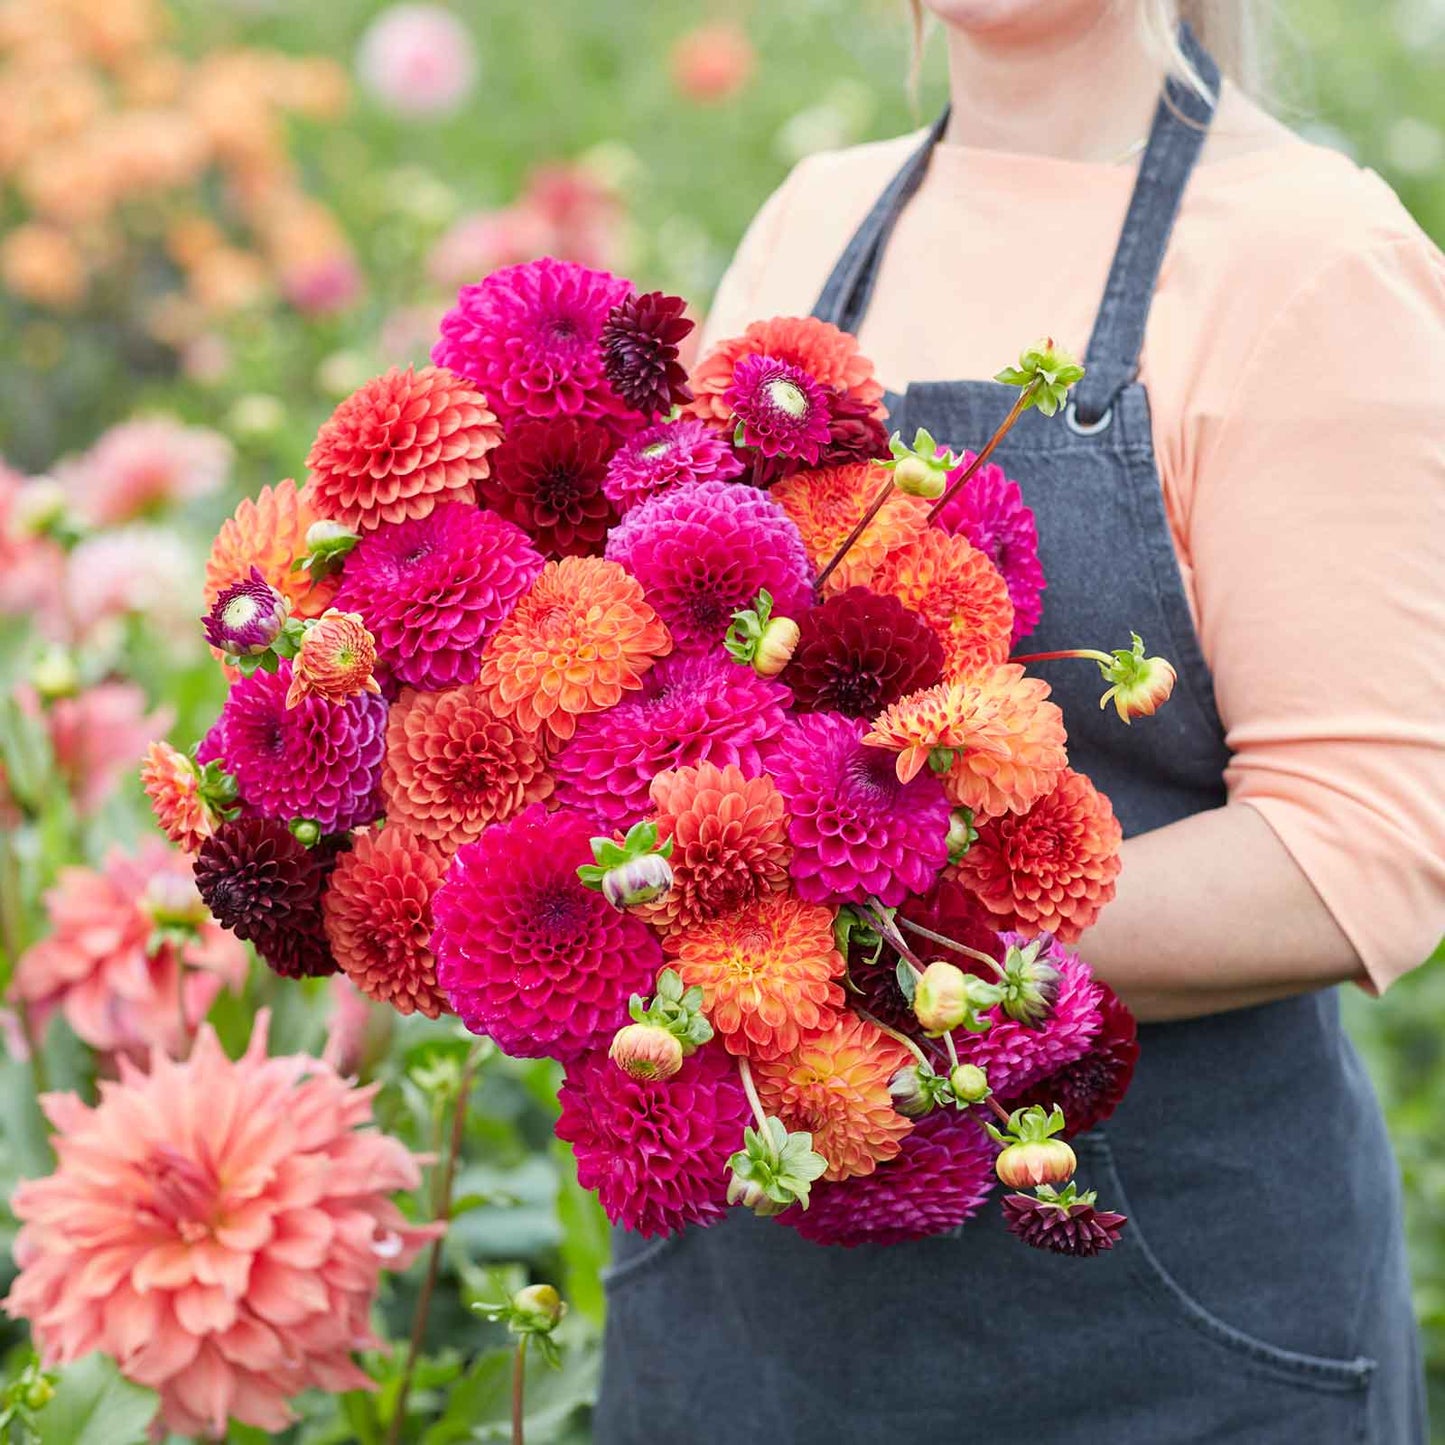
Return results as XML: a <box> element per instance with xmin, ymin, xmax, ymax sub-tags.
<box><xmin>594</xmin><ymin>30</ymin><xmax>1425</xmax><ymax>1444</ymax></box>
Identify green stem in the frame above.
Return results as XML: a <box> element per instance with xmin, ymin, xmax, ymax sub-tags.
<box><xmin>737</xmin><ymin>1056</ymin><xmax>770</xmax><ymax>1137</ymax></box>
<box><xmin>863</xmin><ymin>899</ymin><xmax>924</xmax><ymax>980</ymax></box>
<box><xmin>1009</xmin><ymin>648</ymin><xmax>1112</xmax><ymax>666</ymax></box>
<box><xmin>895</xmin><ymin>917</ymin><xmax>1005</xmax><ymax>978</ymax></box>
<box><xmin>814</xmin><ymin>476</ymin><xmax>896</xmax><ymax>595</ymax></box>
<box><xmin>925</xmin><ymin>379</ymin><xmax>1040</xmax><ymax>523</ymax></box>
<box><xmin>942</xmin><ymin>1032</ymin><xmax>961</xmax><ymax>1072</ymax></box>
<box><xmin>511</xmin><ymin>1334</ymin><xmax>528</xmax><ymax>1445</ymax></box>
<box><xmin>854</xmin><ymin>1009</ymin><xmax>930</xmax><ymax>1067</ymax></box>
<box><xmin>983</xmin><ymin>1094</ymin><xmax>1013</xmax><ymax>1128</ymax></box>
<box><xmin>0</xmin><ymin>833</ymin><xmax>48</xmax><ymax>1099</ymax></box>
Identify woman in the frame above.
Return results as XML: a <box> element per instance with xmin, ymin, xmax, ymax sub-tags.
<box><xmin>596</xmin><ymin>3</ymin><xmax>1444</xmax><ymax>1441</ymax></box>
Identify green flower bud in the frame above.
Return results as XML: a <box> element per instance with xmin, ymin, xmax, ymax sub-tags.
<box><xmin>511</xmin><ymin>1283</ymin><xmax>566</xmax><ymax>1331</ymax></box>
<box><xmin>949</xmin><ymin>1063</ymin><xmax>990</xmax><ymax>1104</ymax></box>
<box><xmin>609</xmin><ymin>1021</ymin><xmax>685</xmax><ymax>1081</ymax></box>
<box><xmin>912</xmin><ymin>960</ymin><xmax>969</xmax><ymax>1035</ymax></box>
<box><xmin>889</xmin><ymin>1063</ymin><xmax>937</xmax><ymax>1118</ymax></box>
<box><xmin>753</xmin><ymin>615</ymin><xmax>800</xmax><ymax>677</ymax></box>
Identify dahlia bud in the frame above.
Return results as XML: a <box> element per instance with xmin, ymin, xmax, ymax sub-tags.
<box><xmin>753</xmin><ymin>615</ymin><xmax>800</xmax><ymax>677</ymax></box>
<box><xmin>510</xmin><ymin>1283</ymin><xmax>566</xmax><ymax>1332</ymax></box>
<box><xmin>912</xmin><ymin>960</ymin><xmax>970</xmax><ymax>1035</ymax></box>
<box><xmin>727</xmin><ymin>1170</ymin><xmax>787</xmax><ymax>1216</ymax></box>
<box><xmin>203</xmin><ymin>566</ymin><xmax>289</xmax><ymax>657</ymax></box>
<box><xmin>21</xmin><ymin>1375</ymin><xmax>55</xmax><ymax>1411</ymax></box>
<box><xmin>945</xmin><ymin>806</ymin><xmax>976</xmax><ymax>864</ymax></box>
<box><xmin>609</xmin><ymin>1021</ymin><xmax>684</xmax><ymax>1081</ymax></box>
<box><xmin>725</xmin><ymin>588</ymin><xmax>798</xmax><ymax>675</ymax></box>
<box><xmin>885</xmin><ymin>427</ymin><xmax>956</xmax><ymax>498</ymax></box>
<box><xmin>1000</xmin><ymin>939</ymin><xmax>1062</xmax><ymax>1027</ymax></box>
<box><xmin>289</xmin><ymin>818</ymin><xmax>322</xmax><ymax>848</ymax></box>
<box><xmin>297</xmin><ymin>517</ymin><xmax>360</xmax><ymax>582</ymax></box>
<box><xmin>889</xmin><ymin>1063</ymin><xmax>938</xmax><ymax>1118</ymax></box>
<box><xmin>949</xmin><ymin>1063</ymin><xmax>990</xmax><ymax>1104</ymax></box>
<box><xmin>285</xmin><ymin>608</ymin><xmax>382</xmax><ymax>708</ymax></box>
<box><xmin>1097</xmin><ymin>633</ymin><xmax>1176</xmax><ymax>723</ymax></box>
<box><xmin>994</xmin><ymin>337</ymin><xmax>1085</xmax><ymax>417</ymax></box>
<box><xmin>996</xmin><ymin>1137</ymin><xmax>1078</xmax><ymax>1189</ymax></box>
<box><xmin>601</xmin><ymin>851</ymin><xmax>674</xmax><ymax>910</ymax></box>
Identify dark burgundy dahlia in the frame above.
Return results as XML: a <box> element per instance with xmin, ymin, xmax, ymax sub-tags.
<box><xmin>1002</xmin><ymin>1190</ymin><xmax>1127</xmax><ymax>1257</ymax></box>
<box><xmin>600</xmin><ymin>290</ymin><xmax>695</xmax><ymax>416</ymax></box>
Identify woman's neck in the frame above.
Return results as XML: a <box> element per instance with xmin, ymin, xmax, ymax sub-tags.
<box><xmin>940</xmin><ymin>8</ymin><xmax>1167</xmax><ymax>163</ymax></box>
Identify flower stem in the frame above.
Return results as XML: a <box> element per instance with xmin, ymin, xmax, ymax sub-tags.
<box><xmin>814</xmin><ymin>476</ymin><xmax>896</xmax><ymax>596</ymax></box>
<box><xmin>737</xmin><ymin>1056</ymin><xmax>770</xmax><ymax>1137</ymax></box>
<box><xmin>854</xmin><ymin>1010</ymin><xmax>930</xmax><ymax>1067</ymax></box>
<box><xmin>942</xmin><ymin>1032</ymin><xmax>961</xmax><ymax>1072</ymax></box>
<box><xmin>895</xmin><ymin>917</ymin><xmax>1005</xmax><ymax>978</ymax></box>
<box><xmin>385</xmin><ymin>1046</ymin><xmax>483</xmax><ymax>1445</ymax></box>
<box><xmin>511</xmin><ymin>1334</ymin><xmax>529</xmax><ymax>1445</ymax></box>
<box><xmin>925</xmin><ymin>379</ymin><xmax>1040</xmax><ymax>523</ymax></box>
<box><xmin>1009</xmin><ymin>648</ymin><xmax>1112</xmax><ymax>666</ymax></box>
<box><xmin>863</xmin><ymin>899</ymin><xmax>924</xmax><ymax>980</ymax></box>
<box><xmin>983</xmin><ymin>1093</ymin><xmax>1013</xmax><ymax>1127</ymax></box>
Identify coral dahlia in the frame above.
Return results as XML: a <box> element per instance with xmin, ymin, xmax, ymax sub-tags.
<box><xmin>604</xmin><ymin>479</ymin><xmax>812</xmax><ymax>648</ymax></box>
<box><xmin>285</xmin><ymin>609</ymin><xmax>382</xmax><ymax>708</ymax></box>
<box><xmin>382</xmin><ymin>683</ymin><xmax>553</xmax><ymax>855</ymax></box>
<box><xmin>555</xmin><ymin>1044</ymin><xmax>749</xmax><ymax>1238</ymax></box>
<box><xmin>600</xmin><ymin>289</ymin><xmax>694</xmax><ymax>416</ymax></box>
<box><xmin>3</xmin><ymin>1016</ymin><xmax>437</xmax><ymax>1438</ymax></box>
<box><xmin>323</xmin><ymin>825</ymin><xmax>450</xmax><ymax>1019</ymax></box>
<box><xmin>480</xmin><ymin>555</ymin><xmax>672</xmax><ymax>743</ymax></box>
<box><xmin>752</xmin><ymin>1013</ymin><xmax>914</xmax><ymax>1182</ymax></box>
<box><xmin>142</xmin><ymin>739</ymin><xmax>218</xmax><ymax>852</ymax></box>
<box><xmin>602</xmin><ymin>417</ymin><xmax>743</xmax><ymax>515</ymax></box>
<box><xmin>431</xmin><ymin>805</ymin><xmax>662</xmax><ymax>1059</ymax></box>
<box><xmin>952</xmin><ymin>769</ymin><xmax>1123</xmax><ymax>942</ymax></box>
<box><xmin>334</xmin><ymin>502</ymin><xmax>543</xmax><ymax>692</ymax></box>
<box><xmin>664</xmin><ymin>890</ymin><xmax>845</xmax><ymax>1061</ymax></box>
<box><xmin>304</xmin><ymin>366</ymin><xmax>502</xmax><ymax>532</ymax></box>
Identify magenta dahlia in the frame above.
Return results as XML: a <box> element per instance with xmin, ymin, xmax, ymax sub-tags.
<box><xmin>725</xmin><ymin>353</ymin><xmax>832</xmax><ymax>465</ymax></box>
<box><xmin>604</xmin><ymin>479</ymin><xmax>813</xmax><ymax>648</ymax></box>
<box><xmin>747</xmin><ymin>386</ymin><xmax>892</xmax><ymax>490</ymax></box>
<box><xmin>781</xmin><ymin>1108</ymin><xmax>996</xmax><ymax>1247</ymax></box>
<box><xmin>334</xmin><ymin>501</ymin><xmax>543</xmax><ymax>691</ymax></box>
<box><xmin>769</xmin><ymin>714</ymin><xmax>952</xmax><ymax>907</ymax></box>
<box><xmin>934</xmin><ymin>456</ymin><xmax>1046</xmax><ymax>645</ymax></box>
<box><xmin>481</xmin><ymin>416</ymin><xmax>618</xmax><ymax>558</ymax></box>
<box><xmin>783</xmin><ymin>587</ymin><xmax>944</xmax><ymax>717</ymax></box>
<box><xmin>432</xmin><ymin>257</ymin><xmax>639</xmax><ymax>426</ymax></box>
<box><xmin>207</xmin><ymin>662</ymin><xmax>385</xmax><ymax>833</ymax></box>
<box><xmin>602</xmin><ymin>418</ymin><xmax>744</xmax><ymax>515</ymax></box>
<box><xmin>600</xmin><ymin>290</ymin><xmax>694</xmax><ymax>416</ymax></box>
<box><xmin>552</xmin><ymin>648</ymin><xmax>790</xmax><ymax>829</ymax></box>
<box><xmin>431</xmin><ymin>805</ymin><xmax>662</xmax><ymax>1059</ymax></box>
<box><xmin>555</xmin><ymin>1043</ymin><xmax>749</xmax><ymax>1238</ymax></box>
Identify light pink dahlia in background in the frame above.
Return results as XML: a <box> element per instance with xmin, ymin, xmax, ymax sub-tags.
<box><xmin>4</xmin><ymin>1015</ymin><xmax>439</xmax><ymax>1438</ymax></box>
<box><xmin>44</xmin><ymin>681</ymin><xmax>174</xmax><ymax>816</ymax></box>
<box><xmin>355</xmin><ymin>3</ymin><xmax>479</xmax><ymax>119</ymax></box>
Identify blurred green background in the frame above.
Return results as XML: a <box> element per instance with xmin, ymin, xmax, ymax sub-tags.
<box><xmin>1</xmin><ymin>0</ymin><xmax>1442</xmax><ymax>1439</ymax></box>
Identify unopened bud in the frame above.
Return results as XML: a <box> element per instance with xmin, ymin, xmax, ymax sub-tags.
<box><xmin>912</xmin><ymin>960</ymin><xmax>969</xmax><ymax>1036</ymax></box>
<box><xmin>753</xmin><ymin>615</ymin><xmax>800</xmax><ymax>677</ymax></box>
<box><xmin>949</xmin><ymin>1063</ymin><xmax>990</xmax><ymax>1104</ymax></box>
<box><xmin>889</xmin><ymin>1063</ymin><xmax>937</xmax><ymax>1118</ymax></box>
<box><xmin>289</xmin><ymin>818</ymin><xmax>322</xmax><ymax>848</ymax></box>
<box><xmin>1000</xmin><ymin>942</ymin><xmax>1061</xmax><ymax>1027</ymax></box>
<box><xmin>996</xmin><ymin>1137</ymin><xmax>1077</xmax><ymax>1190</ymax></box>
<box><xmin>511</xmin><ymin>1283</ymin><xmax>566</xmax><ymax>1331</ymax></box>
<box><xmin>21</xmin><ymin>1377</ymin><xmax>55</xmax><ymax>1411</ymax></box>
<box><xmin>892</xmin><ymin>454</ymin><xmax>946</xmax><ymax>499</ymax></box>
<box><xmin>727</xmin><ymin>1171</ymin><xmax>787</xmax><ymax>1217</ymax></box>
<box><xmin>945</xmin><ymin>806</ymin><xmax>976</xmax><ymax>864</ymax></box>
<box><xmin>601</xmin><ymin>852</ymin><xmax>674</xmax><ymax>910</ymax></box>
<box><xmin>609</xmin><ymin>1021</ymin><xmax>684</xmax><ymax>1081</ymax></box>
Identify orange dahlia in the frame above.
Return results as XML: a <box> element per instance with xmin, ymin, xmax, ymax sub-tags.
<box><xmin>752</xmin><ymin>1013</ymin><xmax>914</xmax><ymax>1181</ymax></box>
<box><xmin>141</xmin><ymin>739</ymin><xmax>212</xmax><ymax>852</ymax></box>
<box><xmin>664</xmin><ymin>890</ymin><xmax>844</xmax><ymax>1062</ymax></box>
<box><xmin>772</xmin><ymin>462</ymin><xmax>929</xmax><ymax>596</ymax></box>
<box><xmin>323</xmin><ymin>824</ymin><xmax>450</xmax><ymax>1018</ymax></box>
<box><xmin>687</xmin><ymin>316</ymin><xmax>885</xmax><ymax>430</ymax></box>
<box><xmin>479</xmin><ymin>555</ymin><xmax>671</xmax><ymax>742</ymax></box>
<box><xmin>304</xmin><ymin>366</ymin><xmax>503</xmax><ymax>532</ymax></box>
<box><xmin>869</xmin><ymin>528</ymin><xmax>1014</xmax><ymax>681</ymax></box>
<box><xmin>382</xmin><ymin>683</ymin><xmax>553</xmax><ymax>855</ymax></box>
<box><xmin>285</xmin><ymin>608</ymin><xmax>382</xmax><ymax>708</ymax></box>
<box><xmin>952</xmin><ymin>768</ymin><xmax>1123</xmax><ymax>943</ymax></box>
<box><xmin>641</xmin><ymin>762</ymin><xmax>791</xmax><ymax>933</ymax></box>
<box><xmin>864</xmin><ymin>665</ymin><xmax>1069</xmax><ymax>817</ymax></box>
<box><xmin>204</xmin><ymin>477</ymin><xmax>338</xmax><ymax>621</ymax></box>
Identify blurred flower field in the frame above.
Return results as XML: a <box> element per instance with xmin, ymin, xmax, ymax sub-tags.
<box><xmin>1</xmin><ymin>0</ymin><xmax>1443</xmax><ymax>1439</ymax></box>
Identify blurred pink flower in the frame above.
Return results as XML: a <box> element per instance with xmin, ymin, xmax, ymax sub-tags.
<box><xmin>58</xmin><ymin>417</ymin><xmax>232</xmax><ymax>526</ymax></box>
<box><xmin>322</xmin><ymin>974</ymin><xmax>394</xmax><ymax>1077</ymax></box>
<box><xmin>0</xmin><ymin>464</ymin><xmax>66</xmax><ymax>621</ymax></box>
<box><xmin>281</xmin><ymin>251</ymin><xmax>364</xmax><ymax>317</ymax></box>
<box><xmin>45</xmin><ymin>682</ymin><xmax>174</xmax><ymax>815</ymax></box>
<box><xmin>356</xmin><ymin>4</ymin><xmax>478</xmax><ymax>118</ymax></box>
<box><xmin>427</xmin><ymin>208</ymin><xmax>553</xmax><ymax>291</ymax></box>
<box><xmin>64</xmin><ymin>525</ymin><xmax>199</xmax><ymax>640</ymax></box>
<box><xmin>377</xmin><ymin>301</ymin><xmax>449</xmax><ymax>364</ymax></box>
<box><xmin>670</xmin><ymin>21</ymin><xmax>756</xmax><ymax>104</ymax></box>
<box><xmin>4</xmin><ymin>1013</ymin><xmax>440</xmax><ymax>1438</ymax></box>
<box><xmin>9</xmin><ymin>840</ymin><xmax>248</xmax><ymax>1062</ymax></box>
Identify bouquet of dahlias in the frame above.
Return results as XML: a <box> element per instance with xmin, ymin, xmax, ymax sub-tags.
<box><xmin>153</xmin><ymin>258</ymin><xmax>1178</xmax><ymax>1256</ymax></box>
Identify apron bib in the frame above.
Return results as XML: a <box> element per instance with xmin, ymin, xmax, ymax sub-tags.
<box><xmin>595</xmin><ymin>29</ymin><xmax>1424</xmax><ymax>1444</ymax></box>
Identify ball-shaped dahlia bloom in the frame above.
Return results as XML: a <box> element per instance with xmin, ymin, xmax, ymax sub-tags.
<box><xmin>664</xmin><ymin>890</ymin><xmax>845</xmax><ymax>1061</ymax></box>
<box><xmin>208</xmin><ymin>663</ymin><xmax>386</xmax><ymax>834</ymax></box>
<box><xmin>205</xmin><ymin>478</ymin><xmax>339</xmax><ymax>622</ymax></box>
<box><xmin>602</xmin><ymin>417</ymin><xmax>743</xmax><ymax>515</ymax></box>
<box><xmin>600</xmin><ymin>289</ymin><xmax>694</xmax><ymax>416</ymax></box>
<box><xmin>555</xmin><ymin>1043</ymin><xmax>750</xmax><ymax>1238</ymax></box>
<box><xmin>753</xmin><ymin>1013</ymin><xmax>914</xmax><ymax>1182</ymax></box>
<box><xmin>605</xmin><ymin>478</ymin><xmax>813</xmax><ymax>648</ymax></box>
<box><xmin>724</xmin><ymin>353</ymin><xmax>832</xmax><ymax>465</ymax></box>
<box><xmin>769</xmin><ymin>714</ymin><xmax>952</xmax><ymax>907</ymax></box>
<box><xmin>783</xmin><ymin>586</ymin><xmax>944</xmax><ymax>717</ymax></box>
<box><xmin>480</xmin><ymin>555</ymin><xmax>672</xmax><ymax>742</ymax></box>
<box><xmin>202</xmin><ymin>566</ymin><xmax>288</xmax><ymax>656</ymax></box>
<box><xmin>864</xmin><ymin>666</ymin><xmax>1068</xmax><ymax>818</ymax></box>
<box><xmin>431</xmin><ymin>805</ymin><xmax>662</xmax><ymax>1059</ymax></box>
<box><xmin>9</xmin><ymin>841</ymin><xmax>246</xmax><ymax>1061</ymax></box>
<box><xmin>869</xmin><ymin>529</ymin><xmax>1014</xmax><ymax>682</ymax></box>
<box><xmin>3</xmin><ymin>1016</ymin><xmax>439</xmax><ymax>1438</ymax></box>
<box><xmin>639</xmin><ymin>762</ymin><xmax>791</xmax><ymax>932</ymax></box>
<box><xmin>551</xmin><ymin>648</ymin><xmax>789</xmax><ymax>830</ymax></box>
<box><xmin>323</xmin><ymin>824</ymin><xmax>449</xmax><ymax>1018</ymax></box>
<box><xmin>334</xmin><ymin>502</ymin><xmax>544</xmax><ymax>693</ymax></box>
<box><xmin>934</xmin><ymin>456</ymin><xmax>1046</xmax><ymax>645</ymax></box>
<box><xmin>952</xmin><ymin>769</ymin><xmax>1123</xmax><ymax>942</ymax></box>
<box><xmin>781</xmin><ymin>1108</ymin><xmax>998</xmax><ymax>1247</ymax></box>
<box><xmin>432</xmin><ymin>257</ymin><xmax>640</xmax><ymax>426</ymax></box>
<box><xmin>772</xmin><ymin>462</ymin><xmax>928</xmax><ymax>597</ymax></box>
<box><xmin>285</xmin><ymin>609</ymin><xmax>381</xmax><ymax>708</ymax></box>
<box><xmin>480</xmin><ymin>415</ymin><xmax>618</xmax><ymax>558</ymax></box>
<box><xmin>304</xmin><ymin>366</ymin><xmax>502</xmax><ymax>532</ymax></box>
<box><xmin>382</xmin><ymin>683</ymin><xmax>553</xmax><ymax>855</ymax></box>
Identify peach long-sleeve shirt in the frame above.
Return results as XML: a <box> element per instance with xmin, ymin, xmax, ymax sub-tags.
<box><xmin>702</xmin><ymin>125</ymin><xmax>1445</xmax><ymax>991</ymax></box>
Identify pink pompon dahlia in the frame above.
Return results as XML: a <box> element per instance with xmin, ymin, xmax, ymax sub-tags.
<box><xmin>604</xmin><ymin>479</ymin><xmax>813</xmax><ymax>648</ymax></box>
<box><xmin>431</xmin><ymin>805</ymin><xmax>662</xmax><ymax>1059</ymax></box>
<box><xmin>304</xmin><ymin>366</ymin><xmax>503</xmax><ymax>532</ymax></box>
<box><xmin>334</xmin><ymin>502</ymin><xmax>544</xmax><ymax>692</ymax></box>
<box><xmin>3</xmin><ymin>1014</ymin><xmax>439</xmax><ymax>1439</ymax></box>
<box><xmin>9</xmin><ymin>841</ymin><xmax>247</xmax><ymax>1061</ymax></box>
<box><xmin>602</xmin><ymin>417</ymin><xmax>744</xmax><ymax>515</ymax></box>
<box><xmin>555</xmin><ymin>1043</ymin><xmax>749</xmax><ymax>1238</ymax></box>
<box><xmin>933</xmin><ymin>455</ymin><xmax>1046</xmax><ymax>645</ymax></box>
<box><xmin>781</xmin><ymin>1108</ymin><xmax>997</xmax><ymax>1247</ymax></box>
<box><xmin>724</xmin><ymin>353</ymin><xmax>832</xmax><ymax>466</ymax></box>
<box><xmin>323</xmin><ymin>824</ymin><xmax>450</xmax><ymax>1019</ymax></box>
<box><xmin>769</xmin><ymin>713</ymin><xmax>953</xmax><ymax>907</ymax></box>
<box><xmin>432</xmin><ymin>258</ymin><xmax>640</xmax><ymax>426</ymax></box>
<box><xmin>551</xmin><ymin>648</ymin><xmax>789</xmax><ymax>830</ymax></box>
<box><xmin>208</xmin><ymin>663</ymin><xmax>386</xmax><ymax>834</ymax></box>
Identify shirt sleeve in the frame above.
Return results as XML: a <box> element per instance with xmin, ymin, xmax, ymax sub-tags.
<box><xmin>1188</xmin><ymin>234</ymin><xmax>1445</xmax><ymax>992</ymax></box>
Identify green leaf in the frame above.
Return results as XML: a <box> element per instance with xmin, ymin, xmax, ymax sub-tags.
<box><xmin>35</xmin><ymin>1355</ymin><xmax>156</xmax><ymax>1445</ymax></box>
<box><xmin>895</xmin><ymin>959</ymin><xmax>917</xmax><ymax>1005</ymax></box>
<box><xmin>656</xmin><ymin>969</ymin><xmax>684</xmax><ymax>1003</ymax></box>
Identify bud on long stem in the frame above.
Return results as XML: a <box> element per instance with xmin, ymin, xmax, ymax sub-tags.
<box><xmin>925</xmin><ymin>379</ymin><xmax>1039</xmax><ymax>523</ymax></box>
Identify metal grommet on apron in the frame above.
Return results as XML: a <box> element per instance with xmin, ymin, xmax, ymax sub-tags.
<box><xmin>594</xmin><ymin>24</ymin><xmax>1425</xmax><ymax>1445</ymax></box>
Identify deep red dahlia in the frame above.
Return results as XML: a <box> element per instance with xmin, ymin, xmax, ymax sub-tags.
<box><xmin>1002</xmin><ymin>1191</ymin><xmax>1127</xmax><ymax>1256</ymax></box>
<box><xmin>600</xmin><ymin>290</ymin><xmax>694</xmax><ymax>416</ymax></box>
